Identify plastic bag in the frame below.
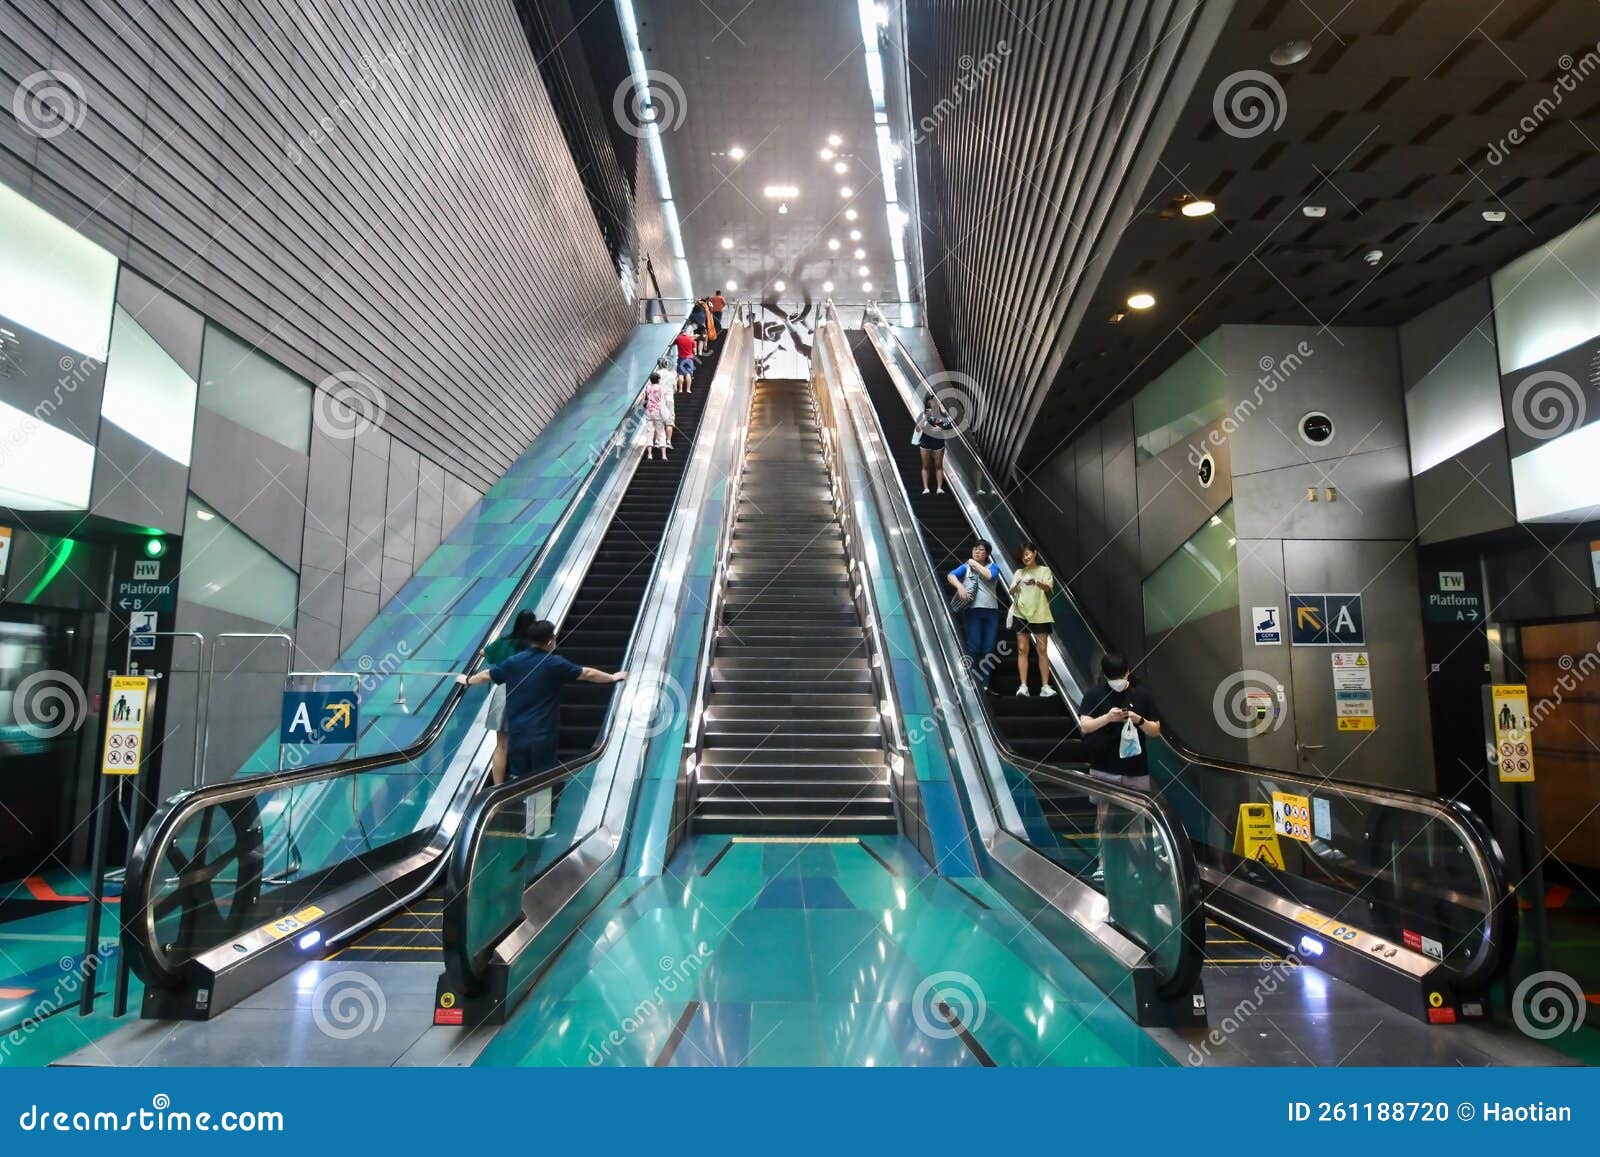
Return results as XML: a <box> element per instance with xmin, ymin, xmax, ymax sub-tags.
<box><xmin>1118</xmin><ymin>717</ymin><xmax>1142</xmax><ymax>760</ymax></box>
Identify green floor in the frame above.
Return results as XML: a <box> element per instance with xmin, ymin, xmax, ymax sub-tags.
<box><xmin>478</xmin><ymin>836</ymin><xmax>1171</xmax><ymax>1067</ymax></box>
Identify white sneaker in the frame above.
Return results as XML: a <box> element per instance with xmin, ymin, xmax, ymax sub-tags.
<box><xmin>921</xmin><ymin>487</ymin><xmax>931</xmax><ymax>495</ymax></box>
<box><xmin>1015</xmin><ymin>686</ymin><xmax>1030</xmax><ymax>697</ymax></box>
<box><xmin>936</xmin><ymin>487</ymin><xmax>945</xmax><ymax>494</ymax></box>
<box><xmin>1040</xmin><ymin>685</ymin><xmax>1057</xmax><ymax>698</ymax></box>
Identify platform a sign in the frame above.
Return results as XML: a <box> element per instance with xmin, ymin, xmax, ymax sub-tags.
<box><xmin>1289</xmin><ymin>593</ymin><xmax>1364</xmax><ymax>646</ymax></box>
<box><xmin>101</xmin><ymin>676</ymin><xmax>149</xmax><ymax>776</ymax></box>
<box><xmin>281</xmin><ymin>690</ymin><xmax>360</xmax><ymax>745</ymax></box>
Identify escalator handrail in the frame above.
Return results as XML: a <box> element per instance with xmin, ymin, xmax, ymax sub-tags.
<box><xmin>822</xmin><ymin>313</ymin><xmax>1206</xmax><ymax>997</ymax></box>
<box><xmin>867</xmin><ymin>312</ymin><xmax>1514</xmax><ymax>987</ymax></box>
<box><xmin>123</xmin><ymin>332</ymin><xmax>685</xmax><ymax>989</ymax></box>
<box><xmin>442</xmin><ymin>316</ymin><xmax>753</xmax><ymax>986</ymax></box>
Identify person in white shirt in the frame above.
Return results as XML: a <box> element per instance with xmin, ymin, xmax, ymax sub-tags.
<box><xmin>947</xmin><ymin>540</ymin><xmax>1001</xmax><ymax>689</ymax></box>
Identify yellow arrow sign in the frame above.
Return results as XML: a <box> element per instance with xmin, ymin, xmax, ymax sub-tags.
<box><xmin>323</xmin><ymin>701</ymin><xmax>353</xmax><ymax>732</ymax></box>
<box><xmin>1295</xmin><ymin>605</ymin><xmax>1322</xmax><ymax>631</ymax></box>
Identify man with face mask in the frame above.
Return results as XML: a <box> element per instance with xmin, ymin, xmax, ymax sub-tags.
<box><xmin>1078</xmin><ymin>652</ymin><xmax>1161</xmax><ymax>790</ymax></box>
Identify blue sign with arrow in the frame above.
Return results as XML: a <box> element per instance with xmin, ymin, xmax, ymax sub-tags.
<box><xmin>1289</xmin><ymin>593</ymin><xmax>1364</xmax><ymax>646</ymax></box>
<box><xmin>280</xmin><ymin>691</ymin><xmax>359</xmax><ymax>745</ymax></box>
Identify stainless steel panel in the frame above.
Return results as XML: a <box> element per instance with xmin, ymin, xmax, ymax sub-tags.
<box><xmin>1232</xmin><ymin>444</ymin><xmax>1417</xmax><ymax>541</ymax></box>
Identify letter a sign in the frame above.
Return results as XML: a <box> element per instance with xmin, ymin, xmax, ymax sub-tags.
<box><xmin>1289</xmin><ymin>593</ymin><xmax>1364</xmax><ymax>646</ymax></box>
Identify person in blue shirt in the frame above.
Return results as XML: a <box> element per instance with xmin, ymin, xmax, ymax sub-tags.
<box><xmin>457</xmin><ymin>619</ymin><xmax>626</xmax><ymax>782</ymax></box>
<box><xmin>947</xmin><ymin>540</ymin><xmax>1001</xmax><ymax>689</ymax></box>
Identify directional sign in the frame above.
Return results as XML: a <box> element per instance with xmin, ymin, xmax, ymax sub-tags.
<box><xmin>1424</xmin><ymin>567</ymin><xmax>1484</xmax><ymax>625</ymax></box>
<box><xmin>1289</xmin><ymin>593</ymin><xmax>1364</xmax><ymax>646</ymax></box>
<box><xmin>116</xmin><ymin>578</ymin><xmax>176</xmax><ymax>614</ymax></box>
<box><xmin>133</xmin><ymin>559</ymin><xmax>161</xmax><ymax>581</ymax></box>
<box><xmin>281</xmin><ymin>691</ymin><xmax>359</xmax><ymax>745</ymax></box>
<box><xmin>129</xmin><ymin>610</ymin><xmax>158</xmax><ymax>651</ymax></box>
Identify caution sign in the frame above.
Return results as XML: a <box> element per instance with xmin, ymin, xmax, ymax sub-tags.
<box><xmin>1491</xmin><ymin>684</ymin><xmax>1535</xmax><ymax>782</ymax></box>
<box><xmin>101</xmin><ymin>676</ymin><xmax>149</xmax><ymax>776</ymax></box>
<box><xmin>1233</xmin><ymin>802</ymin><xmax>1285</xmax><ymax>869</ymax></box>
<box><xmin>262</xmin><ymin>905</ymin><xmax>325</xmax><ymax>941</ymax></box>
<box><xmin>1332</xmin><ymin>650</ymin><xmax>1376</xmax><ymax>732</ymax></box>
<box><xmin>1272</xmin><ymin>791</ymin><xmax>1312</xmax><ymax>841</ymax></box>
<box><xmin>0</xmin><ymin>525</ymin><xmax>11</xmax><ymax>577</ymax></box>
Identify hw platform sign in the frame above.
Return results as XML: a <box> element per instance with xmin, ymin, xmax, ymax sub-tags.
<box><xmin>281</xmin><ymin>691</ymin><xmax>359</xmax><ymax>745</ymax></box>
<box><xmin>1289</xmin><ymin>593</ymin><xmax>1364</xmax><ymax>646</ymax></box>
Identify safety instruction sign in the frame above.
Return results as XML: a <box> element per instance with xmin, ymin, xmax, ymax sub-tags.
<box><xmin>0</xmin><ymin>526</ymin><xmax>11</xmax><ymax>577</ymax></box>
<box><xmin>1233</xmin><ymin>802</ymin><xmax>1285</xmax><ymax>869</ymax></box>
<box><xmin>1290</xmin><ymin>593</ymin><xmax>1365</xmax><ymax>646</ymax></box>
<box><xmin>280</xmin><ymin>690</ymin><xmax>359</xmax><ymax>745</ymax></box>
<box><xmin>1272</xmin><ymin>791</ymin><xmax>1312</xmax><ymax>841</ymax></box>
<box><xmin>1491</xmin><ymin>684</ymin><xmax>1535</xmax><ymax>782</ymax></box>
<box><xmin>1331</xmin><ymin>650</ymin><xmax>1376</xmax><ymax>731</ymax></box>
<box><xmin>101</xmin><ymin>676</ymin><xmax>149</xmax><ymax>776</ymax></box>
<box><xmin>262</xmin><ymin>905</ymin><xmax>325</xmax><ymax>941</ymax></box>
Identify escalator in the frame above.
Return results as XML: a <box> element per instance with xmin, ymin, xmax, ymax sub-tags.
<box><xmin>849</xmin><ymin>318</ymin><xmax>1517</xmax><ymax>1026</ymax></box>
<box><xmin>691</xmin><ymin>378</ymin><xmax>895</xmax><ymax>835</ymax></box>
<box><xmin>118</xmin><ymin>332</ymin><xmax>726</xmax><ymax>1017</ymax></box>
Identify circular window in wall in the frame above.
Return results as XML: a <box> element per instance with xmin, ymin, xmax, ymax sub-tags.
<box><xmin>1196</xmin><ymin>451</ymin><xmax>1216</xmax><ymax>488</ymax></box>
<box><xmin>1299</xmin><ymin>411</ymin><xmax>1335</xmax><ymax>446</ymax></box>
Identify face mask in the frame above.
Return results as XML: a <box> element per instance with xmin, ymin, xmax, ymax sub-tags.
<box><xmin>1108</xmin><ymin>678</ymin><xmax>1129</xmax><ymax>692</ymax></box>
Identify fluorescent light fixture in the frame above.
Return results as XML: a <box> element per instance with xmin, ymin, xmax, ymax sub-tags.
<box><xmin>720</xmin><ymin>236</ymin><xmax>733</xmax><ymax>249</ymax></box>
<box><xmin>1298</xmin><ymin>935</ymin><xmax>1324</xmax><ymax>957</ymax></box>
<box><xmin>101</xmin><ymin>306</ymin><xmax>197</xmax><ymax>466</ymax></box>
<box><xmin>0</xmin><ymin>182</ymin><xmax>117</xmax><ymax>359</ymax></box>
<box><xmin>298</xmin><ymin>930</ymin><xmax>322</xmax><ymax>951</ymax></box>
<box><xmin>763</xmin><ymin>185</ymin><xmax>799</xmax><ymax>199</ymax></box>
<box><xmin>728</xmin><ymin>145</ymin><xmax>745</xmax><ymax>159</ymax></box>
<box><xmin>1181</xmin><ymin>199</ymin><xmax>1216</xmax><ymax>217</ymax></box>
<box><xmin>1511</xmin><ymin>423</ymin><xmax>1600</xmax><ymax>522</ymax></box>
<box><xmin>828</xmin><ymin>238</ymin><xmax>841</xmax><ymax>250</ymax></box>
<box><xmin>0</xmin><ymin>396</ymin><xmax>95</xmax><ymax>510</ymax></box>
<box><xmin>1492</xmin><ymin>213</ymin><xmax>1600</xmax><ymax>372</ymax></box>
<box><xmin>874</xmin><ymin>3</ymin><xmax>888</xmax><ymax>26</ymax></box>
<box><xmin>1482</xmin><ymin>209</ymin><xmax>1507</xmax><ymax>223</ymax></box>
<box><xmin>619</xmin><ymin>0</ymin><xmax>691</xmax><ymax>295</ymax></box>
<box><xmin>1302</xmin><ymin>205</ymin><xmax>1327</xmax><ymax>218</ymax></box>
<box><xmin>1127</xmin><ymin>291</ymin><xmax>1156</xmax><ymax>310</ymax></box>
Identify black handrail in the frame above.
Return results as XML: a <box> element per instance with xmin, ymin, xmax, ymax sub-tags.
<box><xmin>867</xmin><ymin>316</ymin><xmax>1516</xmax><ymax>991</ymax></box>
<box><xmin>123</xmin><ymin>332</ymin><xmax>685</xmax><ymax>991</ymax></box>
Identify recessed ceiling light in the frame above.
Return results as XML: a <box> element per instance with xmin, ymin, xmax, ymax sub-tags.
<box><xmin>1127</xmin><ymin>291</ymin><xmax>1156</xmax><ymax>311</ymax></box>
<box><xmin>827</xmin><ymin>133</ymin><xmax>843</xmax><ymax>147</ymax></box>
<box><xmin>195</xmin><ymin>508</ymin><xmax>216</xmax><ymax>521</ymax></box>
<box><xmin>845</xmin><ymin>209</ymin><xmax>858</xmax><ymax>221</ymax></box>
<box><xmin>834</xmin><ymin>161</ymin><xmax>849</xmax><ymax>175</ymax></box>
<box><xmin>1302</xmin><ymin>205</ymin><xmax>1327</xmax><ymax>218</ymax></box>
<box><xmin>823</xmin><ymin>280</ymin><xmax>835</xmax><ymax>292</ymax></box>
<box><xmin>819</xmin><ymin>147</ymin><xmax>835</xmax><ymax>161</ymax></box>
<box><xmin>827</xmin><ymin>238</ymin><xmax>841</xmax><ymax>250</ymax></box>
<box><xmin>1269</xmin><ymin>39</ymin><xmax>1313</xmax><ymax>67</ymax></box>
<box><xmin>862</xmin><ymin>281</ymin><xmax>873</xmax><ymax>292</ymax></box>
<box><xmin>840</xmin><ymin>186</ymin><xmax>853</xmax><ymax>198</ymax></box>
<box><xmin>763</xmin><ymin>185</ymin><xmax>798</xmax><ymax>199</ymax></box>
<box><xmin>773</xmin><ymin>279</ymin><xmax>786</xmax><ymax>292</ymax></box>
<box><xmin>778</xmin><ymin>203</ymin><xmax>788</xmax><ymax>215</ymax></box>
<box><xmin>854</xmin><ymin>248</ymin><xmax>866</xmax><ymax>259</ymax></box>
<box><xmin>720</xmin><ymin>236</ymin><xmax>733</xmax><ymax>249</ymax></box>
<box><xmin>1482</xmin><ymin>209</ymin><xmax>1507</xmax><ymax>223</ymax></box>
<box><xmin>726</xmin><ymin>279</ymin><xmax>738</xmax><ymax>291</ymax></box>
<box><xmin>1363</xmin><ymin>249</ymin><xmax>1384</xmax><ymax>266</ymax></box>
<box><xmin>1181</xmin><ymin>198</ymin><xmax>1216</xmax><ymax>217</ymax></box>
<box><xmin>849</xmin><ymin>229</ymin><xmax>862</xmax><ymax>241</ymax></box>
<box><xmin>858</xmin><ymin>265</ymin><xmax>870</xmax><ymax>276</ymax></box>
<box><xmin>728</xmin><ymin>145</ymin><xmax>745</xmax><ymax>160</ymax></box>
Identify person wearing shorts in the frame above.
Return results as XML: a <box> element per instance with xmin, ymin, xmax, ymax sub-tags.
<box><xmin>674</xmin><ymin>328</ymin><xmax>696</xmax><ymax>393</ymax></box>
<box><xmin>643</xmin><ymin>372</ymin><xmax>669</xmax><ymax>460</ymax></box>
<box><xmin>481</xmin><ymin>611</ymin><xmax>535</xmax><ymax>785</ymax></box>
<box><xmin>913</xmin><ymin>394</ymin><xmax>955</xmax><ymax>494</ymax></box>
<box><xmin>1009</xmin><ymin>542</ymin><xmax>1056</xmax><ymax>697</ymax></box>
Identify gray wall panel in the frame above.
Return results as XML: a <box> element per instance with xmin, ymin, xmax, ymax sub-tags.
<box><xmin>188</xmin><ymin>406</ymin><xmax>309</xmax><ymax>567</ymax></box>
<box><xmin>89</xmin><ymin>420</ymin><xmax>187</xmax><ymax>535</ymax></box>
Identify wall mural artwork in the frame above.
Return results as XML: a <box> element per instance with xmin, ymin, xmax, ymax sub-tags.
<box><xmin>755</xmin><ymin>301</ymin><xmax>816</xmax><ymax>380</ymax></box>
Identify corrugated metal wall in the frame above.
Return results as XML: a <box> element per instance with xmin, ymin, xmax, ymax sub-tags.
<box><xmin>906</xmin><ymin>0</ymin><xmax>1228</xmax><ymax>476</ymax></box>
<box><xmin>0</xmin><ymin>0</ymin><xmax>634</xmax><ymax>492</ymax></box>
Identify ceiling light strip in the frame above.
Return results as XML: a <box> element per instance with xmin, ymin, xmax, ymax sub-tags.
<box><xmin>859</xmin><ymin>1</ymin><xmax>911</xmax><ymax>311</ymax></box>
<box><xmin>618</xmin><ymin>0</ymin><xmax>692</xmax><ymax>298</ymax></box>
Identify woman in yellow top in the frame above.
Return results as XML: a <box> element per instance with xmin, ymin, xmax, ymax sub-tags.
<box><xmin>1009</xmin><ymin>542</ymin><xmax>1056</xmax><ymax>698</ymax></box>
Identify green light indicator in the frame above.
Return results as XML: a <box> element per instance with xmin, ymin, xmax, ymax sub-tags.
<box><xmin>143</xmin><ymin>537</ymin><xmax>167</xmax><ymax>559</ymax></box>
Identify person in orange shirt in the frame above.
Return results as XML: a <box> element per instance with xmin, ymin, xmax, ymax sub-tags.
<box><xmin>709</xmin><ymin>289</ymin><xmax>726</xmax><ymax>330</ymax></box>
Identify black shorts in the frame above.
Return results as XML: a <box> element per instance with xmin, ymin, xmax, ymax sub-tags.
<box><xmin>919</xmin><ymin>437</ymin><xmax>945</xmax><ymax>452</ymax></box>
<box><xmin>1015</xmin><ymin>619</ymin><xmax>1052</xmax><ymax>636</ymax></box>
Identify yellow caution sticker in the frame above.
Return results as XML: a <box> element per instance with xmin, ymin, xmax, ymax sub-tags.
<box><xmin>1233</xmin><ymin>803</ymin><xmax>1286</xmax><ymax>870</ymax></box>
<box><xmin>263</xmin><ymin>905</ymin><xmax>325</xmax><ymax>941</ymax></box>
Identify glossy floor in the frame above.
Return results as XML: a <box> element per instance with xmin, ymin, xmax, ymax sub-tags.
<box><xmin>478</xmin><ymin>836</ymin><xmax>1171</xmax><ymax>1067</ymax></box>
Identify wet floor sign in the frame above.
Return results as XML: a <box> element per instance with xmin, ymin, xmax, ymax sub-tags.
<box><xmin>1233</xmin><ymin>802</ymin><xmax>1285</xmax><ymax>870</ymax></box>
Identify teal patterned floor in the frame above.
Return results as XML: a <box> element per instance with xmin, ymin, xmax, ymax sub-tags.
<box><xmin>478</xmin><ymin>837</ymin><xmax>1170</xmax><ymax>1067</ymax></box>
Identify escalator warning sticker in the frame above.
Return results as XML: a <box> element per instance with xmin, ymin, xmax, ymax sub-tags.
<box><xmin>263</xmin><ymin>906</ymin><xmax>324</xmax><ymax>941</ymax></box>
<box><xmin>435</xmin><ymin>993</ymin><xmax>464</xmax><ymax>1026</ymax></box>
